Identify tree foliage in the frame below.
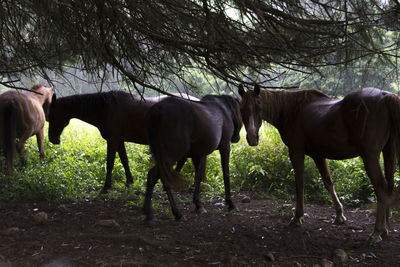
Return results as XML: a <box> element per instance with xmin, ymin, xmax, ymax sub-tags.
<box><xmin>1</xmin><ymin>0</ymin><xmax>400</xmax><ymax>94</ymax></box>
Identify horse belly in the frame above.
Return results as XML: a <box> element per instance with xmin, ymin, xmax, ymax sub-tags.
<box><xmin>305</xmin><ymin>141</ymin><xmax>359</xmax><ymax>160</ymax></box>
<box><xmin>302</xmin><ymin>119</ymin><xmax>359</xmax><ymax>159</ymax></box>
<box><xmin>188</xmin><ymin>136</ymin><xmax>220</xmax><ymax>157</ymax></box>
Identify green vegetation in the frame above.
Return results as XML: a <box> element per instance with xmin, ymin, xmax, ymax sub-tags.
<box><xmin>1</xmin><ymin>120</ymin><xmax>395</xmax><ymax>207</ymax></box>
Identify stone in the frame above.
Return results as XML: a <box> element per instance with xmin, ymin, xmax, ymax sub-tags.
<box><xmin>333</xmin><ymin>248</ymin><xmax>348</xmax><ymax>264</ymax></box>
<box><xmin>33</xmin><ymin>211</ymin><xmax>48</xmax><ymax>224</ymax></box>
<box><xmin>2</xmin><ymin>227</ymin><xmax>19</xmax><ymax>235</ymax></box>
<box><xmin>265</xmin><ymin>252</ymin><xmax>275</xmax><ymax>262</ymax></box>
<box><xmin>241</xmin><ymin>196</ymin><xmax>251</xmax><ymax>203</ymax></box>
<box><xmin>321</xmin><ymin>258</ymin><xmax>333</xmax><ymax>267</ymax></box>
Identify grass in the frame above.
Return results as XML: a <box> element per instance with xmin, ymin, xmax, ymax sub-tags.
<box><xmin>1</xmin><ymin>120</ymin><xmax>395</xmax><ymax>207</ymax></box>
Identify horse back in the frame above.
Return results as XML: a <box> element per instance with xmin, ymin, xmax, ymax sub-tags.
<box><xmin>292</xmin><ymin>88</ymin><xmax>392</xmax><ymax>159</ymax></box>
<box><xmin>148</xmin><ymin>97</ymin><xmax>222</xmax><ymax>160</ymax></box>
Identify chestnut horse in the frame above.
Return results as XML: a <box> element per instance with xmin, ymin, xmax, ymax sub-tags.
<box><xmin>143</xmin><ymin>95</ymin><xmax>242</xmax><ymax>224</ymax></box>
<box><xmin>48</xmin><ymin>91</ymin><xmax>199</xmax><ymax>193</ymax></box>
<box><xmin>239</xmin><ymin>84</ymin><xmax>400</xmax><ymax>241</ymax></box>
<box><xmin>0</xmin><ymin>84</ymin><xmax>54</xmax><ymax>174</ymax></box>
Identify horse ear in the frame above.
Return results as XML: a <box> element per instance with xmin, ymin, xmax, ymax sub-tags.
<box><xmin>238</xmin><ymin>84</ymin><xmax>245</xmax><ymax>97</ymax></box>
<box><xmin>254</xmin><ymin>84</ymin><xmax>261</xmax><ymax>95</ymax></box>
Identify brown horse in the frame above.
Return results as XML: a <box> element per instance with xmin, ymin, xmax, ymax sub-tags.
<box><xmin>0</xmin><ymin>84</ymin><xmax>54</xmax><ymax>174</ymax></box>
<box><xmin>48</xmin><ymin>91</ymin><xmax>199</xmax><ymax>193</ymax></box>
<box><xmin>239</xmin><ymin>84</ymin><xmax>400</xmax><ymax>242</ymax></box>
<box><xmin>143</xmin><ymin>95</ymin><xmax>242</xmax><ymax>224</ymax></box>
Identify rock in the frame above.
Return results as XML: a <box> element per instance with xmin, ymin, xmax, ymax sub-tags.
<box><xmin>96</xmin><ymin>219</ymin><xmax>121</xmax><ymax>230</ymax></box>
<box><xmin>33</xmin><ymin>211</ymin><xmax>48</xmax><ymax>224</ymax></box>
<box><xmin>2</xmin><ymin>227</ymin><xmax>20</xmax><ymax>235</ymax></box>
<box><xmin>241</xmin><ymin>196</ymin><xmax>251</xmax><ymax>203</ymax></box>
<box><xmin>214</xmin><ymin>202</ymin><xmax>225</xmax><ymax>208</ymax></box>
<box><xmin>320</xmin><ymin>258</ymin><xmax>333</xmax><ymax>267</ymax></box>
<box><xmin>265</xmin><ymin>252</ymin><xmax>275</xmax><ymax>262</ymax></box>
<box><xmin>333</xmin><ymin>248</ymin><xmax>348</xmax><ymax>264</ymax></box>
<box><xmin>44</xmin><ymin>256</ymin><xmax>74</xmax><ymax>267</ymax></box>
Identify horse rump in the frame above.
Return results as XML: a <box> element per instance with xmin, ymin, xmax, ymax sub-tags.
<box><xmin>147</xmin><ymin>101</ymin><xmax>189</xmax><ymax>190</ymax></box>
<box><xmin>3</xmin><ymin>103</ymin><xmax>17</xmax><ymax>174</ymax></box>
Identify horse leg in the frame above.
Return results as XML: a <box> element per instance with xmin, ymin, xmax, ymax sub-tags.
<box><xmin>361</xmin><ymin>154</ymin><xmax>389</xmax><ymax>242</ymax></box>
<box><xmin>143</xmin><ymin>167</ymin><xmax>159</xmax><ymax>224</ymax></box>
<box><xmin>163</xmin><ymin>182</ymin><xmax>184</xmax><ymax>221</ymax></box>
<box><xmin>101</xmin><ymin>141</ymin><xmax>117</xmax><ymax>194</ymax></box>
<box><xmin>382</xmin><ymin>142</ymin><xmax>396</xmax><ymax>234</ymax></box>
<box><xmin>175</xmin><ymin>157</ymin><xmax>187</xmax><ymax>172</ymax></box>
<box><xmin>16</xmin><ymin>133</ymin><xmax>31</xmax><ymax>167</ymax></box>
<box><xmin>219</xmin><ymin>144</ymin><xmax>236</xmax><ymax>211</ymax></box>
<box><xmin>289</xmin><ymin>149</ymin><xmax>305</xmax><ymax>226</ymax></box>
<box><xmin>312</xmin><ymin>157</ymin><xmax>346</xmax><ymax>224</ymax></box>
<box><xmin>36</xmin><ymin>128</ymin><xmax>45</xmax><ymax>162</ymax></box>
<box><xmin>117</xmin><ymin>142</ymin><xmax>133</xmax><ymax>187</ymax></box>
<box><xmin>192</xmin><ymin>156</ymin><xmax>207</xmax><ymax>214</ymax></box>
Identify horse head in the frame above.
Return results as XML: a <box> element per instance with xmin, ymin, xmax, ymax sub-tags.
<box><xmin>48</xmin><ymin>94</ymin><xmax>69</xmax><ymax>144</ymax></box>
<box><xmin>238</xmin><ymin>84</ymin><xmax>262</xmax><ymax>146</ymax></box>
<box><xmin>33</xmin><ymin>84</ymin><xmax>54</xmax><ymax>121</ymax></box>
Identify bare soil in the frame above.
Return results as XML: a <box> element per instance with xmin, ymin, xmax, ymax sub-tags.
<box><xmin>0</xmin><ymin>193</ymin><xmax>399</xmax><ymax>266</ymax></box>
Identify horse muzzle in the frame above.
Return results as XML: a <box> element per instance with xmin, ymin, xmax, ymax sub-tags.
<box><xmin>231</xmin><ymin>133</ymin><xmax>241</xmax><ymax>143</ymax></box>
<box><xmin>246</xmin><ymin>133</ymin><xmax>259</xmax><ymax>146</ymax></box>
<box><xmin>49</xmin><ymin>136</ymin><xmax>60</xmax><ymax>144</ymax></box>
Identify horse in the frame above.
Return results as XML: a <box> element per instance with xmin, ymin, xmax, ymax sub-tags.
<box><xmin>143</xmin><ymin>95</ymin><xmax>242</xmax><ymax>224</ymax></box>
<box><xmin>0</xmin><ymin>84</ymin><xmax>54</xmax><ymax>174</ymax></box>
<box><xmin>48</xmin><ymin>91</ymin><xmax>199</xmax><ymax>193</ymax></box>
<box><xmin>239</xmin><ymin>84</ymin><xmax>400</xmax><ymax>242</ymax></box>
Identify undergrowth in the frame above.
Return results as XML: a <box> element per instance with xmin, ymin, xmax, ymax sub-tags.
<box><xmin>1</xmin><ymin>120</ymin><xmax>395</xmax><ymax>208</ymax></box>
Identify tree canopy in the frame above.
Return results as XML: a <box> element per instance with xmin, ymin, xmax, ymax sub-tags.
<box><xmin>1</xmin><ymin>0</ymin><xmax>400</xmax><ymax>95</ymax></box>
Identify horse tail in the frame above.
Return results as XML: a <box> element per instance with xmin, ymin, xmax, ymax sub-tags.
<box><xmin>148</xmin><ymin>106</ymin><xmax>187</xmax><ymax>190</ymax></box>
<box><xmin>3</xmin><ymin>103</ymin><xmax>17</xmax><ymax>174</ymax></box>
<box><xmin>383</xmin><ymin>94</ymin><xmax>400</xmax><ymax>155</ymax></box>
<box><xmin>382</xmin><ymin>93</ymin><xmax>400</xmax><ymax>204</ymax></box>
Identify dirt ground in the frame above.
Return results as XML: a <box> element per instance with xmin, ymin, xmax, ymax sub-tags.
<box><xmin>0</xmin><ymin>192</ymin><xmax>399</xmax><ymax>266</ymax></box>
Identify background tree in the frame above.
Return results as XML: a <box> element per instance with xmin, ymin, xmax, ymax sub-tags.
<box><xmin>1</xmin><ymin>0</ymin><xmax>400</xmax><ymax>95</ymax></box>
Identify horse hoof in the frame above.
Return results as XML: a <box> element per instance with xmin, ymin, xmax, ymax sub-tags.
<box><xmin>196</xmin><ymin>207</ymin><xmax>207</xmax><ymax>214</ymax></box>
<box><xmin>176</xmin><ymin>215</ymin><xmax>187</xmax><ymax>222</ymax></box>
<box><xmin>145</xmin><ymin>218</ymin><xmax>157</xmax><ymax>226</ymax></box>
<box><xmin>289</xmin><ymin>217</ymin><xmax>303</xmax><ymax>227</ymax></box>
<box><xmin>99</xmin><ymin>189</ymin><xmax>109</xmax><ymax>195</ymax></box>
<box><xmin>369</xmin><ymin>232</ymin><xmax>383</xmax><ymax>244</ymax></box>
<box><xmin>228</xmin><ymin>204</ymin><xmax>238</xmax><ymax>212</ymax></box>
<box><xmin>334</xmin><ymin>215</ymin><xmax>347</xmax><ymax>225</ymax></box>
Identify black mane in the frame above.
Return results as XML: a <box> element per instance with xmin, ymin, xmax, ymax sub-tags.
<box><xmin>58</xmin><ymin>91</ymin><xmax>132</xmax><ymax>111</ymax></box>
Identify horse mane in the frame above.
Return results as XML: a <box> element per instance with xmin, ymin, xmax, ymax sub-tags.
<box><xmin>58</xmin><ymin>91</ymin><xmax>134</xmax><ymax>115</ymax></box>
<box><xmin>59</xmin><ymin>91</ymin><xmax>131</xmax><ymax>111</ymax></box>
<box><xmin>260</xmin><ymin>88</ymin><xmax>330</xmax><ymax>124</ymax></box>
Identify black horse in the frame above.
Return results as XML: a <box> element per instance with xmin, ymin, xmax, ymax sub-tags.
<box><xmin>143</xmin><ymin>95</ymin><xmax>242</xmax><ymax>223</ymax></box>
<box><xmin>48</xmin><ymin>91</ymin><xmax>198</xmax><ymax>193</ymax></box>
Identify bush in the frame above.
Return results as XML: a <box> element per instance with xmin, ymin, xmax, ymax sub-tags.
<box><xmin>0</xmin><ymin>120</ymin><xmax>393</xmax><ymax>207</ymax></box>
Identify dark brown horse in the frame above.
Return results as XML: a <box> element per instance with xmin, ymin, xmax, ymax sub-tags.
<box><xmin>0</xmin><ymin>84</ymin><xmax>54</xmax><ymax>174</ymax></box>
<box><xmin>143</xmin><ymin>95</ymin><xmax>242</xmax><ymax>223</ymax></box>
<box><xmin>239</xmin><ymin>84</ymin><xmax>400</xmax><ymax>242</ymax></box>
<box><xmin>48</xmin><ymin>91</ymin><xmax>198</xmax><ymax>193</ymax></box>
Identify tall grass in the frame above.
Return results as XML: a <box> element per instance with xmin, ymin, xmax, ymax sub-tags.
<box><xmin>0</xmin><ymin>120</ymin><xmax>393</xmax><ymax>206</ymax></box>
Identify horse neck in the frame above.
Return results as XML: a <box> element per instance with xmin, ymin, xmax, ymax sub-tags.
<box><xmin>260</xmin><ymin>90</ymin><xmax>297</xmax><ymax>127</ymax></box>
<box><xmin>58</xmin><ymin>95</ymin><xmax>104</xmax><ymax>126</ymax></box>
